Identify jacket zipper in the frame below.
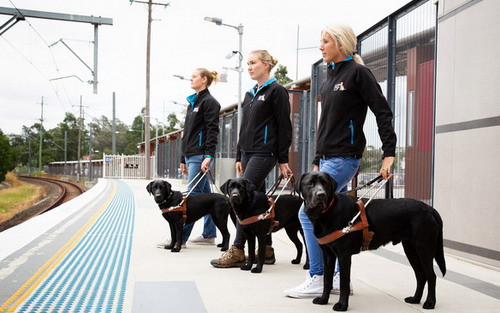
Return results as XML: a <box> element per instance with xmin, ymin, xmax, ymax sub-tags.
<box><xmin>198</xmin><ymin>131</ymin><xmax>203</xmax><ymax>146</ymax></box>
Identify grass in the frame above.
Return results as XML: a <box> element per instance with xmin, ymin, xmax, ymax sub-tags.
<box><xmin>0</xmin><ymin>172</ymin><xmax>47</xmax><ymax>223</ymax></box>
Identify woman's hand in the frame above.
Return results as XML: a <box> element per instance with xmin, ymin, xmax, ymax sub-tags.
<box><xmin>235</xmin><ymin>161</ymin><xmax>244</xmax><ymax>175</ymax></box>
<box><xmin>201</xmin><ymin>157</ymin><xmax>211</xmax><ymax>173</ymax></box>
<box><xmin>279</xmin><ymin>163</ymin><xmax>293</xmax><ymax>178</ymax></box>
<box><xmin>180</xmin><ymin>163</ymin><xmax>188</xmax><ymax>175</ymax></box>
<box><xmin>313</xmin><ymin>165</ymin><xmax>319</xmax><ymax>172</ymax></box>
<box><xmin>379</xmin><ymin>156</ymin><xmax>394</xmax><ymax>180</ymax></box>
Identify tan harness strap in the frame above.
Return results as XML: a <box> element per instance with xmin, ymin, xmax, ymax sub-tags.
<box><xmin>160</xmin><ymin>197</ymin><xmax>188</xmax><ymax>224</ymax></box>
<box><xmin>239</xmin><ymin>198</ymin><xmax>279</xmax><ymax>234</ymax></box>
<box><xmin>317</xmin><ymin>200</ymin><xmax>374</xmax><ymax>250</ymax></box>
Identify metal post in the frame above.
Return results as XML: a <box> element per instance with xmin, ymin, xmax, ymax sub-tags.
<box><xmin>237</xmin><ymin>24</ymin><xmax>243</xmax><ymax>141</ymax></box>
<box><xmin>93</xmin><ymin>24</ymin><xmax>98</xmax><ymax>94</ymax></box>
<box><xmin>39</xmin><ymin>96</ymin><xmax>44</xmax><ymax>171</ymax></box>
<box><xmin>64</xmin><ymin>130</ymin><xmax>67</xmax><ymax>176</ymax></box>
<box><xmin>89</xmin><ymin>126</ymin><xmax>92</xmax><ymax>181</ymax></box>
<box><xmin>144</xmin><ymin>0</ymin><xmax>152</xmax><ymax>180</ymax></box>
<box><xmin>112</xmin><ymin>91</ymin><xmax>116</xmax><ymax>155</ymax></box>
<box><xmin>77</xmin><ymin>95</ymin><xmax>82</xmax><ymax>181</ymax></box>
<box><xmin>386</xmin><ymin>15</ymin><xmax>396</xmax><ymax>199</ymax></box>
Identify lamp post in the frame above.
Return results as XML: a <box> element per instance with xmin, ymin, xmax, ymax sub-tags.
<box><xmin>204</xmin><ymin>16</ymin><xmax>243</xmax><ymax>140</ymax></box>
<box><xmin>173</xmin><ymin>74</ymin><xmax>190</xmax><ymax>81</ymax></box>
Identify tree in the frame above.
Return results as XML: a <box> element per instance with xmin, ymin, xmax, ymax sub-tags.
<box><xmin>0</xmin><ymin>129</ymin><xmax>16</xmax><ymax>181</ymax></box>
<box><xmin>165</xmin><ymin>113</ymin><xmax>180</xmax><ymax>133</ymax></box>
<box><xmin>274</xmin><ymin>64</ymin><xmax>293</xmax><ymax>85</ymax></box>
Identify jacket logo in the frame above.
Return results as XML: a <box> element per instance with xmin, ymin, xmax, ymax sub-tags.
<box><xmin>334</xmin><ymin>82</ymin><xmax>346</xmax><ymax>91</ymax></box>
<box><xmin>193</xmin><ymin>107</ymin><xmax>199</xmax><ymax>113</ymax></box>
<box><xmin>258</xmin><ymin>95</ymin><xmax>266</xmax><ymax>101</ymax></box>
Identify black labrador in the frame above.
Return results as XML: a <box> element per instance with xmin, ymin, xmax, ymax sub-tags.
<box><xmin>297</xmin><ymin>171</ymin><xmax>446</xmax><ymax>311</ymax></box>
<box><xmin>146</xmin><ymin>180</ymin><xmax>234</xmax><ymax>252</ymax></box>
<box><xmin>221</xmin><ymin>178</ymin><xmax>307</xmax><ymax>273</ymax></box>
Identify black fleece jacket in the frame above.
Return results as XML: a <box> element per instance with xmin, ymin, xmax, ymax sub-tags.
<box><xmin>236</xmin><ymin>79</ymin><xmax>292</xmax><ymax>164</ymax></box>
<box><xmin>181</xmin><ymin>89</ymin><xmax>220</xmax><ymax>163</ymax></box>
<box><xmin>314</xmin><ymin>59</ymin><xmax>396</xmax><ymax>165</ymax></box>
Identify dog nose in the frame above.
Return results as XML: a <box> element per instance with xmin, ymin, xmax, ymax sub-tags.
<box><xmin>316</xmin><ymin>191</ymin><xmax>326</xmax><ymax>200</ymax></box>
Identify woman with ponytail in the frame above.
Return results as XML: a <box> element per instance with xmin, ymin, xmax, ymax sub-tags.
<box><xmin>284</xmin><ymin>24</ymin><xmax>396</xmax><ymax>298</ymax></box>
<box><xmin>210</xmin><ymin>50</ymin><xmax>293</xmax><ymax>268</ymax></box>
<box><xmin>179</xmin><ymin>68</ymin><xmax>221</xmax><ymax>246</ymax></box>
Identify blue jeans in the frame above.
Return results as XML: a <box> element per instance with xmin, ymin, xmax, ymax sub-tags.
<box><xmin>299</xmin><ymin>157</ymin><xmax>360</xmax><ymax>276</ymax></box>
<box><xmin>182</xmin><ymin>155</ymin><xmax>216</xmax><ymax>243</ymax></box>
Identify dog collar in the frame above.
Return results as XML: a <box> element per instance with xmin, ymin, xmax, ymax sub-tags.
<box><xmin>158</xmin><ymin>191</ymin><xmax>173</xmax><ymax>205</ymax></box>
<box><xmin>321</xmin><ymin>198</ymin><xmax>335</xmax><ymax>214</ymax></box>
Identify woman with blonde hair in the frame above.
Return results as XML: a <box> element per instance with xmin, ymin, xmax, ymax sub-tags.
<box><xmin>179</xmin><ymin>68</ymin><xmax>221</xmax><ymax>246</ymax></box>
<box><xmin>284</xmin><ymin>24</ymin><xmax>396</xmax><ymax>298</ymax></box>
<box><xmin>211</xmin><ymin>50</ymin><xmax>293</xmax><ymax>268</ymax></box>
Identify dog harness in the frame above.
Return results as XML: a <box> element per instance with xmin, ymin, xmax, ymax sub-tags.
<box><xmin>317</xmin><ymin>200</ymin><xmax>374</xmax><ymax>251</ymax></box>
<box><xmin>238</xmin><ymin>198</ymin><xmax>279</xmax><ymax>235</ymax></box>
<box><xmin>160</xmin><ymin>196</ymin><xmax>188</xmax><ymax>224</ymax></box>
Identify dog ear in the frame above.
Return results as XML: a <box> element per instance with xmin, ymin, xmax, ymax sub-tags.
<box><xmin>220</xmin><ymin>180</ymin><xmax>230</xmax><ymax>195</ymax></box>
<box><xmin>146</xmin><ymin>181</ymin><xmax>153</xmax><ymax>195</ymax></box>
<box><xmin>323</xmin><ymin>172</ymin><xmax>338</xmax><ymax>195</ymax></box>
<box><xmin>295</xmin><ymin>173</ymin><xmax>307</xmax><ymax>198</ymax></box>
<box><xmin>161</xmin><ymin>180</ymin><xmax>172</xmax><ymax>192</ymax></box>
<box><xmin>243</xmin><ymin>179</ymin><xmax>256</xmax><ymax>196</ymax></box>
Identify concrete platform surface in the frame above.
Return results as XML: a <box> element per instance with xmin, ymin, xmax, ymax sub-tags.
<box><xmin>0</xmin><ymin>178</ymin><xmax>499</xmax><ymax>313</ymax></box>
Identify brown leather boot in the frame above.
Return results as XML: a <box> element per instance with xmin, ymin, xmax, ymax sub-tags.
<box><xmin>254</xmin><ymin>245</ymin><xmax>276</xmax><ymax>265</ymax></box>
<box><xmin>210</xmin><ymin>245</ymin><xmax>245</xmax><ymax>268</ymax></box>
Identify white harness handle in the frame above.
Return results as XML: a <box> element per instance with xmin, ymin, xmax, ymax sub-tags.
<box><xmin>342</xmin><ymin>178</ymin><xmax>389</xmax><ymax>233</ymax></box>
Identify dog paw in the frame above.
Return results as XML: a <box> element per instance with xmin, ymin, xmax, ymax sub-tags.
<box><xmin>171</xmin><ymin>248</ymin><xmax>181</xmax><ymax>253</ymax></box>
<box><xmin>422</xmin><ymin>301</ymin><xmax>435</xmax><ymax>309</ymax></box>
<box><xmin>241</xmin><ymin>263</ymin><xmax>252</xmax><ymax>271</ymax></box>
<box><xmin>303</xmin><ymin>263</ymin><xmax>310</xmax><ymax>270</ymax></box>
<box><xmin>333</xmin><ymin>302</ymin><xmax>348</xmax><ymax>311</ymax></box>
<box><xmin>217</xmin><ymin>243</ymin><xmax>224</xmax><ymax>248</ymax></box>
<box><xmin>220</xmin><ymin>246</ymin><xmax>228</xmax><ymax>251</ymax></box>
<box><xmin>251</xmin><ymin>267</ymin><xmax>262</xmax><ymax>273</ymax></box>
<box><xmin>312</xmin><ymin>296</ymin><xmax>328</xmax><ymax>305</ymax></box>
<box><xmin>404</xmin><ymin>296</ymin><xmax>420</xmax><ymax>304</ymax></box>
<box><xmin>291</xmin><ymin>259</ymin><xmax>300</xmax><ymax>264</ymax></box>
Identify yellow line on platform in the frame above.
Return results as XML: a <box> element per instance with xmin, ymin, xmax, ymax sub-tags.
<box><xmin>0</xmin><ymin>180</ymin><xmax>117</xmax><ymax>313</ymax></box>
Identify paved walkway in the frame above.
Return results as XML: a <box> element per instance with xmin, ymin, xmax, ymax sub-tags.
<box><xmin>0</xmin><ymin>178</ymin><xmax>499</xmax><ymax>312</ymax></box>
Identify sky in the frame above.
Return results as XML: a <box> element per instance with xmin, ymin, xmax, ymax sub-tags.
<box><xmin>0</xmin><ymin>0</ymin><xmax>411</xmax><ymax>136</ymax></box>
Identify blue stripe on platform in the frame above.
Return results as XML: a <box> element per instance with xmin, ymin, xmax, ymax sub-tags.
<box><xmin>17</xmin><ymin>179</ymin><xmax>135</xmax><ymax>313</ymax></box>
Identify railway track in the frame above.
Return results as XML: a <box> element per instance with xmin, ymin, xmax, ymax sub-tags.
<box><xmin>0</xmin><ymin>176</ymin><xmax>87</xmax><ymax>232</ymax></box>
<box><xmin>20</xmin><ymin>176</ymin><xmax>87</xmax><ymax>210</ymax></box>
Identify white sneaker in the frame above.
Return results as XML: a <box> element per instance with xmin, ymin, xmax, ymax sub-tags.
<box><xmin>188</xmin><ymin>235</ymin><xmax>215</xmax><ymax>245</ymax></box>
<box><xmin>332</xmin><ymin>273</ymin><xmax>353</xmax><ymax>295</ymax></box>
<box><xmin>284</xmin><ymin>274</ymin><xmax>324</xmax><ymax>298</ymax></box>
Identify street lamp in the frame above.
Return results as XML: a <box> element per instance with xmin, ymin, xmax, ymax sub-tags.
<box><xmin>204</xmin><ymin>16</ymin><xmax>244</xmax><ymax>140</ymax></box>
<box><xmin>173</xmin><ymin>74</ymin><xmax>190</xmax><ymax>81</ymax></box>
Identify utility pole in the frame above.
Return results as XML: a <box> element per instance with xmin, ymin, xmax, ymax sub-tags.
<box><xmin>64</xmin><ymin>130</ymin><xmax>68</xmax><ymax>176</ymax></box>
<box><xmin>112</xmin><ymin>92</ymin><xmax>116</xmax><ymax>155</ymax></box>
<box><xmin>130</xmin><ymin>0</ymin><xmax>169</xmax><ymax>180</ymax></box>
<box><xmin>38</xmin><ymin>96</ymin><xmax>45</xmax><ymax>172</ymax></box>
<box><xmin>73</xmin><ymin>95</ymin><xmax>88</xmax><ymax>181</ymax></box>
<box><xmin>88</xmin><ymin>126</ymin><xmax>93</xmax><ymax>181</ymax></box>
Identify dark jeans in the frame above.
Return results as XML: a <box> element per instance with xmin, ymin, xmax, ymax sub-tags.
<box><xmin>233</xmin><ymin>153</ymin><xmax>277</xmax><ymax>250</ymax></box>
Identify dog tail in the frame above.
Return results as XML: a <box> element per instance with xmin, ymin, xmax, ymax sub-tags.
<box><xmin>433</xmin><ymin>209</ymin><xmax>446</xmax><ymax>276</ymax></box>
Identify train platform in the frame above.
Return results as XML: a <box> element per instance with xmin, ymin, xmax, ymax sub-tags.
<box><xmin>0</xmin><ymin>178</ymin><xmax>499</xmax><ymax>313</ymax></box>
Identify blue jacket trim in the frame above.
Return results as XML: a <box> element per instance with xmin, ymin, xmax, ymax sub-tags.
<box><xmin>248</xmin><ymin>77</ymin><xmax>277</xmax><ymax>97</ymax></box>
<box><xmin>264</xmin><ymin>125</ymin><xmax>268</xmax><ymax>144</ymax></box>
<box><xmin>187</xmin><ymin>93</ymin><xmax>198</xmax><ymax>109</ymax></box>
<box><xmin>198</xmin><ymin>131</ymin><xmax>203</xmax><ymax>146</ymax></box>
<box><xmin>329</xmin><ymin>56</ymin><xmax>353</xmax><ymax>69</ymax></box>
<box><xmin>349</xmin><ymin>120</ymin><xmax>354</xmax><ymax>144</ymax></box>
